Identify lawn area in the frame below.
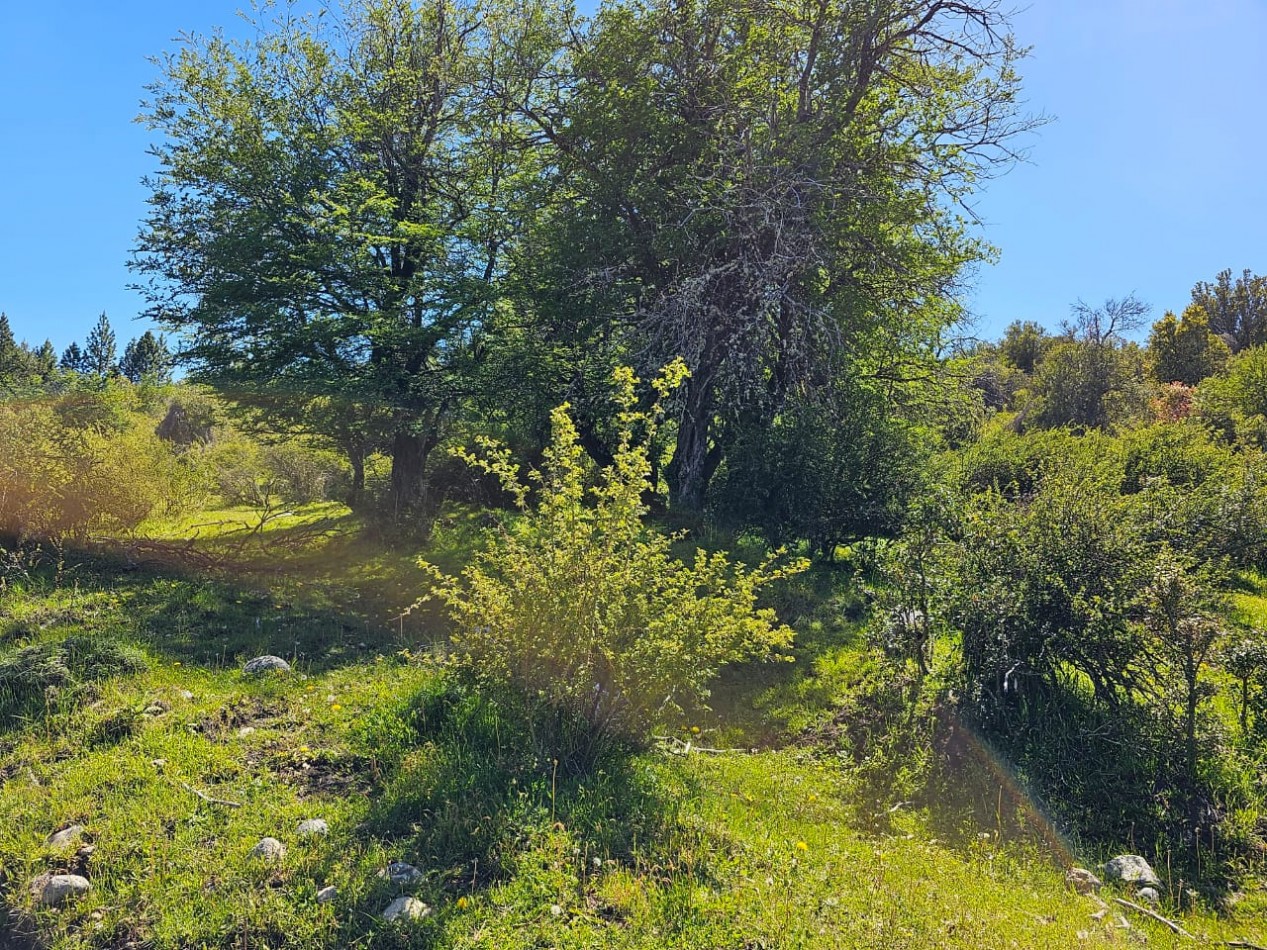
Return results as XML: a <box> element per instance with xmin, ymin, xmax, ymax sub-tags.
<box><xmin>0</xmin><ymin>547</ymin><xmax>1262</xmax><ymax>948</ymax></box>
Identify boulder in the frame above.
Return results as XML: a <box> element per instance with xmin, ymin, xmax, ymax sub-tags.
<box><xmin>243</xmin><ymin>656</ymin><xmax>291</xmax><ymax>675</ymax></box>
<box><xmin>296</xmin><ymin>819</ymin><xmax>329</xmax><ymax>838</ymax></box>
<box><xmin>379</xmin><ymin>861</ymin><xmax>423</xmax><ymax>885</ymax></box>
<box><xmin>248</xmin><ymin>837</ymin><xmax>287</xmax><ymax>862</ymax></box>
<box><xmin>381</xmin><ymin>896</ymin><xmax>431</xmax><ymax>922</ymax></box>
<box><xmin>1065</xmin><ymin>867</ymin><xmax>1102</xmax><ymax>895</ymax></box>
<box><xmin>1104</xmin><ymin>855</ymin><xmax>1162</xmax><ymax>889</ymax></box>
<box><xmin>317</xmin><ymin>885</ymin><xmax>338</xmax><ymax>904</ymax></box>
<box><xmin>31</xmin><ymin>873</ymin><xmax>91</xmax><ymax>906</ymax></box>
<box><xmin>46</xmin><ymin>825</ymin><xmax>86</xmax><ymax>852</ymax></box>
<box><xmin>1137</xmin><ymin>886</ymin><xmax>1161</xmax><ymax>906</ymax></box>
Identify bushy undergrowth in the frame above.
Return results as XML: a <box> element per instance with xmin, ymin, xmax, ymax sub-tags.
<box><xmin>0</xmin><ymin>635</ymin><xmax>146</xmax><ymax>722</ymax></box>
<box><xmin>419</xmin><ymin>366</ymin><xmax>804</xmax><ymax>770</ymax></box>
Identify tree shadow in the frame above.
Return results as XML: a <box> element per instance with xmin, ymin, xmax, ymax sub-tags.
<box><xmin>310</xmin><ymin>681</ymin><xmax>706</xmax><ymax>948</ymax></box>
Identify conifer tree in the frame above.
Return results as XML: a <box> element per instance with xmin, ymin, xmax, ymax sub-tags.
<box><xmin>119</xmin><ymin>331</ymin><xmax>173</xmax><ymax>382</ymax></box>
<box><xmin>83</xmin><ymin>312</ymin><xmax>117</xmax><ymax>377</ymax></box>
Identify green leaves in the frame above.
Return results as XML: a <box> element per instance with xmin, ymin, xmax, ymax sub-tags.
<box><xmin>417</xmin><ymin>364</ymin><xmax>804</xmax><ymax>761</ymax></box>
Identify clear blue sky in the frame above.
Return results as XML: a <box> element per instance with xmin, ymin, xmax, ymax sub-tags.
<box><xmin>1</xmin><ymin>0</ymin><xmax>1263</xmax><ymax>353</ymax></box>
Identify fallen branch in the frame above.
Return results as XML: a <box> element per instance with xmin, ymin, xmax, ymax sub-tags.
<box><xmin>178</xmin><ymin>781</ymin><xmax>242</xmax><ymax>809</ymax></box>
<box><xmin>1226</xmin><ymin>942</ymin><xmax>1267</xmax><ymax>950</ymax></box>
<box><xmin>653</xmin><ymin>737</ymin><xmax>752</xmax><ymax>755</ymax></box>
<box><xmin>1112</xmin><ymin>898</ymin><xmax>1193</xmax><ymax>939</ymax></box>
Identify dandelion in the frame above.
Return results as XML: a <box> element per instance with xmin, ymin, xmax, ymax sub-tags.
<box><xmin>807</xmin><ymin>793</ymin><xmax>818</xmax><ymax>803</ymax></box>
<box><xmin>796</xmin><ymin>841</ymin><xmax>808</xmax><ymax>852</ymax></box>
<box><xmin>690</xmin><ymin>726</ymin><xmax>701</xmax><ymax>735</ymax></box>
<box><xmin>173</xmin><ymin>662</ymin><xmax>182</xmax><ymax>667</ymax></box>
<box><xmin>457</xmin><ymin>896</ymin><xmax>469</xmax><ymax>909</ymax></box>
<box><xmin>330</xmin><ymin>703</ymin><xmax>343</xmax><ymax>712</ymax></box>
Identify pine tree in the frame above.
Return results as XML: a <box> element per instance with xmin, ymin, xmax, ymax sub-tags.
<box><xmin>0</xmin><ymin>313</ymin><xmax>20</xmax><ymax>379</ymax></box>
<box><xmin>60</xmin><ymin>341</ymin><xmax>86</xmax><ymax>372</ymax></box>
<box><xmin>34</xmin><ymin>340</ymin><xmax>57</xmax><ymax>378</ymax></box>
<box><xmin>119</xmin><ymin>330</ymin><xmax>173</xmax><ymax>383</ymax></box>
<box><xmin>83</xmin><ymin>312</ymin><xmax>118</xmax><ymax>377</ymax></box>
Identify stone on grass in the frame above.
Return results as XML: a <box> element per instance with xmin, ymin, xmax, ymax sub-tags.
<box><xmin>237</xmin><ymin>726</ymin><xmax>257</xmax><ymax>737</ymax></box>
<box><xmin>31</xmin><ymin>873</ymin><xmax>91</xmax><ymax>906</ymax></box>
<box><xmin>379</xmin><ymin>862</ymin><xmax>423</xmax><ymax>885</ymax></box>
<box><xmin>46</xmin><ymin>825</ymin><xmax>86</xmax><ymax>851</ymax></box>
<box><xmin>1065</xmin><ymin>868</ymin><xmax>1102</xmax><ymax>895</ymax></box>
<box><xmin>243</xmin><ymin>656</ymin><xmax>291</xmax><ymax>675</ymax></box>
<box><xmin>296</xmin><ymin>818</ymin><xmax>329</xmax><ymax>838</ymax></box>
<box><xmin>317</xmin><ymin>885</ymin><xmax>338</xmax><ymax>904</ymax></box>
<box><xmin>143</xmin><ymin>704</ymin><xmax>167</xmax><ymax>716</ymax></box>
<box><xmin>1137</xmin><ymin>887</ymin><xmax>1161</xmax><ymax>906</ymax></box>
<box><xmin>178</xmin><ymin>690</ymin><xmax>195</xmax><ymax>701</ymax></box>
<box><xmin>1103</xmin><ymin>854</ymin><xmax>1162</xmax><ymax>889</ymax></box>
<box><xmin>248</xmin><ymin>837</ymin><xmax>287</xmax><ymax>861</ymax></box>
<box><xmin>381</xmin><ymin>896</ymin><xmax>431</xmax><ymax>922</ymax></box>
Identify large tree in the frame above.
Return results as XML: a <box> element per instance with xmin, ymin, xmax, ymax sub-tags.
<box><xmin>1191</xmin><ymin>268</ymin><xmax>1267</xmax><ymax>354</ymax></box>
<box><xmin>526</xmin><ymin>0</ymin><xmax>1035</xmax><ymax>510</ymax></box>
<box><xmin>133</xmin><ymin>0</ymin><xmax>548</xmax><ymax>519</ymax></box>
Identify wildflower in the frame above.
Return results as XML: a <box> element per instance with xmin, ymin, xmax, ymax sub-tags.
<box><xmin>796</xmin><ymin>841</ymin><xmax>808</xmax><ymax>852</ymax></box>
<box><xmin>690</xmin><ymin>726</ymin><xmax>701</xmax><ymax>735</ymax></box>
<box><xmin>173</xmin><ymin>662</ymin><xmax>182</xmax><ymax>667</ymax></box>
<box><xmin>330</xmin><ymin>703</ymin><xmax>343</xmax><ymax>712</ymax></box>
<box><xmin>457</xmin><ymin>896</ymin><xmax>469</xmax><ymax>909</ymax></box>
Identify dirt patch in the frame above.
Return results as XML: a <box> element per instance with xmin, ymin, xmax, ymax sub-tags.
<box><xmin>197</xmin><ymin>697</ymin><xmax>288</xmax><ymax>740</ymax></box>
<box><xmin>248</xmin><ymin>744</ymin><xmax>377</xmax><ymax>798</ymax></box>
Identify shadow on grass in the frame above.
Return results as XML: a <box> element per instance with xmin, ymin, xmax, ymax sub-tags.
<box><xmin>317</xmin><ymin>679</ymin><xmax>706</xmax><ymax>949</ymax></box>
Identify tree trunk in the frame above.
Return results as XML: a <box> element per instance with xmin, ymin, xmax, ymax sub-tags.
<box><xmin>389</xmin><ymin>429</ymin><xmax>431</xmax><ymax>521</ymax></box>
<box><xmin>348</xmin><ymin>448</ymin><xmax>366</xmax><ymax>507</ymax></box>
<box><xmin>667</xmin><ymin>375</ymin><xmax>720</xmax><ymax>513</ymax></box>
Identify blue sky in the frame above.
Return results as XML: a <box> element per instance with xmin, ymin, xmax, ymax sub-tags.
<box><xmin>1</xmin><ymin>0</ymin><xmax>1263</xmax><ymax>353</ymax></box>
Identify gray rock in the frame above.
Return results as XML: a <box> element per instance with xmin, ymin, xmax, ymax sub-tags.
<box><xmin>1103</xmin><ymin>854</ymin><xmax>1162</xmax><ymax>889</ymax></box>
<box><xmin>248</xmin><ymin>837</ymin><xmax>287</xmax><ymax>861</ymax></box>
<box><xmin>296</xmin><ymin>818</ymin><xmax>329</xmax><ymax>838</ymax></box>
<box><xmin>381</xmin><ymin>896</ymin><xmax>431</xmax><ymax>922</ymax></box>
<box><xmin>243</xmin><ymin>656</ymin><xmax>291</xmax><ymax>675</ymax></box>
<box><xmin>1065</xmin><ymin>867</ymin><xmax>1102</xmax><ymax>895</ymax></box>
<box><xmin>46</xmin><ymin>825</ymin><xmax>86</xmax><ymax>851</ymax></box>
<box><xmin>31</xmin><ymin>873</ymin><xmax>91</xmax><ymax>906</ymax></box>
<box><xmin>316</xmin><ymin>885</ymin><xmax>338</xmax><ymax>904</ymax></box>
<box><xmin>143</xmin><ymin>704</ymin><xmax>167</xmax><ymax>716</ymax></box>
<box><xmin>1137</xmin><ymin>886</ymin><xmax>1161</xmax><ymax>906</ymax></box>
<box><xmin>178</xmin><ymin>690</ymin><xmax>195</xmax><ymax>701</ymax></box>
<box><xmin>237</xmin><ymin>726</ymin><xmax>257</xmax><ymax>737</ymax></box>
<box><xmin>379</xmin><ymin>861</ymin><xmax>423</xmax><ymax>885</ymax></box>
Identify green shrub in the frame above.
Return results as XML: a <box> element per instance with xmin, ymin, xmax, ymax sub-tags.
<box><xmin>418</xmin><ymin>364</ymin><xmax>804</xmax><ymax>769</ymax></box>
<box><xmin>0</xmin><ymin>635</ymin><xmax>147</xmax><ymax>721</ymax></box>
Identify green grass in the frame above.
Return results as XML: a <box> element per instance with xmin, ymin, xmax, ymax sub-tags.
<box><xmin>0</xmin><ymin>552</ymin><xmax>1263</xmax><ymax>948</ymax></box>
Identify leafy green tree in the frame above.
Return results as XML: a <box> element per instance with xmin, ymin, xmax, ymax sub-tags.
<box><xmin>83</xmin><ymin>312</ymin><xmax>118</xmax><ymax>378</ymax></box>
<box><xmin>119</xmin><ymin>331</ymin><xmax>173</xmax><ymax>383</ymax></box>
<box><xmin>1147</xmin><ymin>304</ymin><xmax>1229</xmax><ymax>385</ymax></box>
<box><xmin>1196</xmin><ymin>345</ymin><xmax>1267</xmax><ymax>447</ymax></box>
<box><xmin>529</xmin><ymin>0</ymin><xmax>1035</xmax><ymax>511</ymax></box>
<box><xmin>1031</xmin><ymin>297</ymin><xmax>1150</xmax><ymax>429</ymax></box>
<box><xmin>133</xmin><ymin>0</ymin><xmax>548</xmax><ymax>520</ymax></box>
<box><xmin>999</xmin><ymin>320</ymin><xmax>1050</xmax><ymax>375</ymax></box>
<box><xmin>1191</xmin><ymin>268</ymin><xmax>1267</xmax><ymax>353</ymax></box>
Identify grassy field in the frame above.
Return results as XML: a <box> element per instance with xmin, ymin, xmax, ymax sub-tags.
<box><xmin>0</xmin><ymin>520</ymin><xmax>1263</xmax><ymax>948</ymax></box>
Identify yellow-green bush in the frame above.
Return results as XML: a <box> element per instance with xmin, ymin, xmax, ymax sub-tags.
<box><xmin>418</xmin><ymin>365</ymin><xmax>805</xmax><ymax>768</ymax></box>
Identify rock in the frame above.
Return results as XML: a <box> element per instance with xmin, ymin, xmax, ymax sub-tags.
<box><xmin>237</xmin><ymin>726</ymin><xmax>257</xmax><ymax>737</ymax></box>
<box><xmin>381</xmin><ymin>896</ymin><xmax>430</xmax><ymax>922</ymax></box>
<box><xmin>46</xmin><ymin>825</ymin><xmax>86</xmax><ymax>851</ymax></box>
<box><xmin>296</xmin><ymin>819</ymin><xmax>329</xmax><ymax>838</ymax></box>
<box><xmin>143</xmin><ymin>705</ymin><xmax>167</xmax><ymax>716</ymax></box>
<box><xmin>316</xmin><ymin>885</ymin><xmax>338</xmax><ymax>904</ymax></box>
<box><xmin>1103</xmin><ymin>854</ymin><xmax>1162</xmax><ymax>889</ymax></box>
<box><xmin>1137</xmin><ymin>886</ymin><xmax>1161</xmax><ymax>906</ymax></box>
<box><xmin>379</xmin><ymin>861</ymin><xmax>423</xmax><ymax>885</ymax></box>
<box><xmin>243</xmin><ymin>656</ymin><xmax>291</xmax><ymax>675</ymax></box>
<box><xmin>1065</xmin><ymin>868</ymin><xmax>1102</xmax><ymax>895</ymax></box>
<box><xmin>550</xmin><ymin>904</ymin><xmax>563</xmax><ymax>917</ymax></box>
<box><xmin>248</xmin><ymin>837</ymin><xmax>286</xmax><ymax>861</ymax></box>
<box><xmin>31</xmin><ymin>873</ymin><xmax>91</xmax><ymax>906</ymax></box>
<box><xmin>178</xmin><ymin>690</ymin><xmax>195</xmax><ymax>701</ymax></box>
